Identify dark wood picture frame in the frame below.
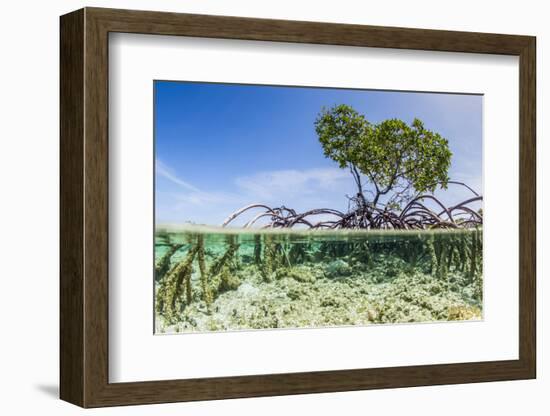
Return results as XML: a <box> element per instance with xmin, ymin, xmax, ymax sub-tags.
<box><xmin>60</xmin><ymin>7</ymin><xmax>536</xmax><ymax>408</ymax></box>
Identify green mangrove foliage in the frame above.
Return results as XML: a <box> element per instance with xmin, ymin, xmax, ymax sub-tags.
<box><xmin>315</xmin><ymin>104</ymin><xmax>452</xmax><ymax>210</ymax></box>
<box><xmin>222</xmin><ymin>104</ymin><xmax>482</xmax><ymax>230</ymax></box>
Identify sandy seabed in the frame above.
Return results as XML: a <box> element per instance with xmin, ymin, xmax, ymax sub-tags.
<box><xmin>155</xmin><ymin>255</ymin><xmax>482</xmax><ymax>334</ymax></box>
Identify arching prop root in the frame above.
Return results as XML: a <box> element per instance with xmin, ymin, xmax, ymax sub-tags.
<box><xmin>222</xmin><ymin>183</ymin><xmax>483</xmax><ymax>230</ymax></box>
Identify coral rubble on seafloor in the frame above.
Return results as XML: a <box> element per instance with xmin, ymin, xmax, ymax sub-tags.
<box><xmin>154</xmin><ymin>228</ymin><xmax>483</xmax><ymax>333</ymax></box>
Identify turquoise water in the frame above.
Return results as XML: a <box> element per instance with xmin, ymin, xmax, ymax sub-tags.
<box><xmin>154</xmin><ymin>226</ymin><xmax>483</xmax><ymax>333</ymax></box>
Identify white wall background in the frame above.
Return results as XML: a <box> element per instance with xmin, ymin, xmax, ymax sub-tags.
<box><xmin>0</xmin><ymin>0</ymin><xmax>545</xmax><ymax>414</ymax></box>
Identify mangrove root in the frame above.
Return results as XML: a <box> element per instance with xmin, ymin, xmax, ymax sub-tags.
<box><xmin>222</xmin><ymin>182</ymin><xmax>483</xmax><ymax>230</ymax></box>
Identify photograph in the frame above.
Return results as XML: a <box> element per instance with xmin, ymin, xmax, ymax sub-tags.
<box><xmin>153</xmin><ymin>81</ymin><xmax>484</xmax><ymax>334</ymax></box>
<box><xmin>53</xmin><ymin>5</ymin><xmax>537</xmax><ymax>409</ymax></box>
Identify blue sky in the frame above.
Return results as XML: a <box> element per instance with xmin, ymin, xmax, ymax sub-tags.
<box><xmin>155</xmin><ymin>81</ymin><xmax>482</xmax><ymax>226</ymax></box>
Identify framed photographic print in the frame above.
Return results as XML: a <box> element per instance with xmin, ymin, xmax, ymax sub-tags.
<box><xmin>60</xmin><ymin>7</ymin><xmax>536</xmax><ymax>408</ymax></box>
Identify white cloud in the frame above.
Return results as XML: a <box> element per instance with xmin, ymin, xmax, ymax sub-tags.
<box><xmin>156</xmin><ymin>159</ymin><xmax>200</xmax><ymax>192</ymax></box>
<box><xmin>171</xmin><ymin>189</ymin><xmax>244</xmax><ymax>207</ymax></box>
<box><xmin>155</xmin><ymin>158</ymin><xmax>482</xmax><ymax>226</ymax></box>
<box><xmin>234</xmin><ymin>168</ymin><xmax>350</xmax><ymax>202</ymax></box>
<box><xmin>155</xmin><ymin>161</ymin><xmax>355</xmax><ymax>224</ymax></box>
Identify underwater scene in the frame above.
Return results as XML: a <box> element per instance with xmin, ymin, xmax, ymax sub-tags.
<box><xmin>154</xmin><ymin>226</ymin><xmax>483</xmax><ymax>334</ymax></box>
<box><xmin>154</xmin><ymin>81</ymin><xmax>484</xmax><ymax>334</ymax></box>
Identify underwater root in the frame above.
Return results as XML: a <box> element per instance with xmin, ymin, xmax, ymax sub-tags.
<box><xmin>156</xmin><ymin>244</ymin><xmax>199</xmax><ymax>321</ymax></box>
<box><xmin>155</xmin><ymin>243</ymin><xmax>185</xmax><ymax>282</ymax></box>
<box><xmin>156</xmin><ymin>234</ymin><xmax>241</xmax><ymax>321</ymax></box>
